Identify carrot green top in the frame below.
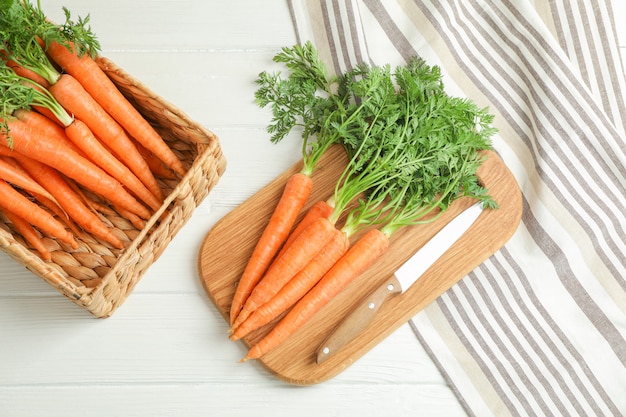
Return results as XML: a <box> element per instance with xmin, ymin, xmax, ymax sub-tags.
<box><xmin>256</xmin><ymin>42</ymin><xmax>498</xmax><ymax>237</ymax></box>
<box><xmin>0</xmin><ymin>0</ymin><xmax>100</xmax><ymax>85</ymax></box>
<box><xmin>0</xmin><ymin>61</ymin><xmax>74</xmax><ymax>137</ymax></box>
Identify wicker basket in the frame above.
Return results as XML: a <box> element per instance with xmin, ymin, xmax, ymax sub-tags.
<box><xmin>0</xmin><ymin>56</ymin><xmax>227</xmax><ymax>318</ymax></box>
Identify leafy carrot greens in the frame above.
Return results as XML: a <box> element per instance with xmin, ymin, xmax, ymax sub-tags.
<box><xmin>256</xmin><ymin>42</ymin><xmax>498</xmax><ymax>237</ymax></box>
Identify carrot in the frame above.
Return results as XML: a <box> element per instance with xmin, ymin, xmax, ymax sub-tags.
<box><xmin>112</xmin><ymin>206</ymin><xmax>147</xmax><ymax>231</ymax></box>
<box><xmin>231</xmin><ymin>217</ymin><xmax>336</xmax><ymax>331</ymax></box>
<box><xmin>132</xmin><ymin>138</ymin><xmax>177</xmax><ymax>180</ymax></box>
<box><xmin>2</xmin><ymin>209</ymin><xmax>51</xmax><ymax>261</ymax></box>
<box><xmin>45</xmin><ymin>41</ymin><xmax>186</xmax><ymax>177</ymax></box>
<box><xmin>231</xmin><ymin>227</ymin><xmax>349</xmax><ymax>341</ymax></box>
<box><xmin>4</xmin><ymin>71</ymin><xmax>161</xmax><ymax>211</ymax></box>
<box><xmin>15</xmin><ymin>154</ymin><xmax>125</xmax><ymax>249</ymax></box>
<box><xmin>0</xmin><ymin>118</ymin><xmax>151</xmax><ymax>220</ymax></box>
<box><xmin>64</xmin><ymin>118</ymin><xmax>162</xmax><ymax>211</ymax></box>
<box><xmin>0</xmin><ymin>156</ymin><xmax>55</xmax><ymax>202</ymax></box>
<box><xmin>48</xmin><ymin>73</ymin><xmax>163</xmax><ymax>202</ymax></box>
<box><xmin>229</xmin><ymin>172</ymin><xmax>313</xmax><ymax>325</ymax></box>
<box><xmin>33</xmin><ymin>192</ymin><xmax>81</xmax><ymax>237</ymax></box>
<box><xmin>242</xmin><ymin>228</ymin><xmax>389</xmax><ymax>361</ymax></box>
<box><xmin>2</xmin><ymin>57</ymin><xmax>50</xmax><ymax>89</ymax></box>
<box><xmin>13</xmin><ymin>109</ymin><xmax>76</xmax><ymax>151</ymax></box>
<box><xmin>0</xmin><ymin>179</ymin><xmax>77</xmax><ymax>248</ymax></box>
<box><xmin>270</xmin><ymin>199</ymin><xmax>334</xmax><ymax>269</ymax></box>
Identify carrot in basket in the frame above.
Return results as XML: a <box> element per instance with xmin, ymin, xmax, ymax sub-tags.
<box><xmin>2</xmin><ymin>68</ymin><xmax>163</xmax><ymax>212</ymax></box>
<box><xmin>15</xmin><ymin>154</ymin><xmax>125</xmax><ymax>249</ymax></box>
<box><xmin>0</xmin><ymin>119</ymin><xmax>151</xmax><ymax>220</ymax></box>
<box><xmin>2</xmin><ymin>209</ymin><xmax>51</xmax><ymax>261</ymax></box>
<box><xmin>229</xmin><ymin>172</ymin><xmax>313</xmax><ymax>325</ymax></box>
<box><xmin>0</xmin><ymin>179</ymin><xmax>77</xmax><ymax>248</ymax></box>
<box><xmin>48</xmin><ymin>73</ymin><xmax>164</xmax><ymax>202</ymax></box>
<box><xmin>230</xmin><ymin>216</ymin><xmax>336</xmax><ymax>331</ymax></box>
<box><xmin>0</xmin><ymin>156</ymin><xmax>72</xmax><ymax>230</ymax></box>
<box><xmin>64</xmin><ymin>118</ymin><xmax>162</xmax><ymax>211</ymax></box>
<box><xmin>241</xmin><ymin>228</ymin><xmax>389</xmax><ymax>361</ymax></box>
<box><xmin>230</xmin><ymin>227</ymin><xmax>349</xmax><ymax>341</ymax></box>
<box><xmin>2</xmin><ymin>57</ymin><xmax>50</xmax><ymax>89</ymax></box>
<box><xmin>132</xmin><ymin>138</ymin><xmax>177</xmax><ymax>180</ymax></box>
<box><xmin>0</xmin><ymin>16</ymin><xmax>165</xmax><ymax>203</ymax></box>
<box><xmin>13</xmin><ymin>109</ymin><xmax>77</xmax><ymax>152</ymax></box>
<box><xmin>45</xmin><ymin>41</ymin><xmax>186</xmax><ymax>177</ymax></box>
<box><xmin>0</xmin><ymin>156</ymin><xmax>55</xmax><ymax>203</ymax></box>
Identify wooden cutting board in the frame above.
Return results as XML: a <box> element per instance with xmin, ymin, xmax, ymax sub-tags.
<box><xmin>198</xmin><ymin>144</ymin><xmax>522</xmax><ymax>385</ymax></box>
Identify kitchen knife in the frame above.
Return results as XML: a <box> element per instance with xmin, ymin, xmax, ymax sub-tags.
<box><xmin>316</xmin><ymin>202</ymin><xmax>483</xmax><ymax>364</ymax></box>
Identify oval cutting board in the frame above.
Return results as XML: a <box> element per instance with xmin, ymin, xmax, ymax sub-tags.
<box><xmin>198</xmin><ymin>145</ymin><xmax>522</xmax><ymax>385</ymax></box>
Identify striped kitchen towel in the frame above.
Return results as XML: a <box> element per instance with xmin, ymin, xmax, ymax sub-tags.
<box><xmin>288</xmin><ymin>1</ymin><xmax>626</xmax><ymax>416</ymax></box>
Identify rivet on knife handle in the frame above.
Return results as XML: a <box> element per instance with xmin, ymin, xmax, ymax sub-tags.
<box><xmin>316</xmin><ymin>275</ymin><xmax>402</xmax><ymax>364</ymax></box>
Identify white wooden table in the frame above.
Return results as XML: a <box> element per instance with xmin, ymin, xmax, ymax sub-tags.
<box><xmin>2</xmin><ymin>2</ymin><xmax>625</xmax><ymax>416</ymax></box>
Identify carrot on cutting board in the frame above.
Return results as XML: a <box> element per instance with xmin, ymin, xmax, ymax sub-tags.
<box><xmin>241</xmin><ymin>228</ymin><xmax>390</xmax><ymax>361</ymax></box>
<box><xmin>230</xmin><ymin>227</ymin><xmax>349</xmax><ymax>341</ymax></box>
<box><xmin>48</xmin><ymin>73</ymin><xmax>163</xmax><ymax>202</ymax></box>
<box><xmin>15</xmin><ymin>154</ymin><xmax>125</xmax><ymax>249</ymax></box>
<box><xmin>269</xmin><ymin>199</ymin><xmax>334</xmax><ymax>270</ymax></box>
<box><xmin>0</xmin><ymin>118</ymin><xmax>151</xmax><ymax>220</ymax></box>
<box><xmin>229</xmin><ymin>172</ymin><xmax>313</xmax><ymax>325</ymax></box>
<box><xmin>230</xmin><ymin>216</ymin><xmax>337</xmax><ymax>331</ymax></box>
<box><xmin>45</xmin><ymin>41</ymin><xmax>186</xmax><ymax>177</ymax></box>
<box><xmin>0</xmin><ymin>179</ymin><xmax>77</xmax><ymax>249</ymax></box>
<box><xmin>2</xmin><ymin>209</ymin><xmax>51</xmax><ymax>261</ymax></box>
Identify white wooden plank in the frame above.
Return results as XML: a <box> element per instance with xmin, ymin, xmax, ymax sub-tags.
<box><xmin>40</xmin><ymin>0</ymin><xmax>296</xmax><ymax>50</ymax></box>
<box><xmin>0</xmin><ymin>384</ymin><xmax>467</xmax><ymax>417</ymax></box>
<box><xmin>100</xmin><ymin>51</ymin><xmax>292</xmax><ymax>129</ymax></box>
<box><xmin>0</xmin><ymin>293</ymin><xmax>443</xmax><ymax>385</ymax></box>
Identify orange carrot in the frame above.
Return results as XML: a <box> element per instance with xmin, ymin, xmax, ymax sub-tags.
<box><xmin>32</xmin><ymin>192</ymin><xmax>80</xmax><ymax>236</ymax></box>
<box><xmin>231</xmin><ymin>228</ymin><xmax>349</xmax><ymax>341</ymax></box>
<box><xmin>132</xmin><ymin>138</ymin><xmax>177</xmax><ymax>180</ymax></box>
<box><xmin>242</xmin><ymin>228</ymin><xmax>389</xmax><ymax>361</ymax></box>
<box><xmin>15</xmin><ymin>155</ymin><xmax>125</xmax><ymax>249</ymax></box>
<box><xmin>64</xmin><ymin>118</ymin><xmax>162</xmax><ymax>211</ymax></box>
<box><xmin>112</xmin><ymin>206</ymin><xmax>147</xmax><ymax>231</ymax></box>
<box><xmin>0</xmin><ymin>179</ymin><xmax>77</xmax><ymax>248</ymax></box>
<box><xmin>270</xmin><ymin>199</ymin><xmax>334</xmax><ymax>268</ymax></box>
<box><xmin>0</xmin><ymin>159</ymin><xmax>69</xmax><ymax>227</ymax></box>
<box><xmin>231</xmin><ymin>217</ymin><xmax>336</xmax><ymax>330</ymax></box>
<box><xmin>2</xmin><ymin>209</ymin><xmax>51</xmax><ymax>261</ymax></box>
<box><xmin>229</xmin><ymin>172</ymin><xmax>313</xmax><ymax>325</ymax></box>
<box><xmin>46</xmin><ymin>41</ymin><xmax>186</xmax><ymax>176</ymax></box>
<box><xmin>0</xmin><ymin>156</ymin><xmax>55</xmax><ymax>202</ymax></box>
<box><xmin>13</xmin><ymin>109</ymin><xmax>81</xmax><ymax>154</ymax></box>
<box><xmin>0</xmin><ymin>118</ymin><xmax>151</xmax><ymax>220</ymax></box>
<box><xmin>48</xmin><ymin>73</ymin><xmax>163</xmax><ymax>201</ymax></box>
<box><xmin>2</xmin><ymin>57</ymin><xmax>50</xmax><ymax>89</ymax></box>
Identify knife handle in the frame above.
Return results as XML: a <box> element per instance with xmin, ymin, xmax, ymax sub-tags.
<box><xmin>316</xmin><ymin>275</ymin><xmax>402</xmax><ymax>364</ymax></box>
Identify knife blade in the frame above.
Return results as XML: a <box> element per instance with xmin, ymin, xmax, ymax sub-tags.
<box><xmin>316</xmin><ymin>202</ymin><xmax>483</xmax><ymax>364</ymax></box>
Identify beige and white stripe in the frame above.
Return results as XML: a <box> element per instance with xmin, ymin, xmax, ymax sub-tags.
<box><xmin>290</xmin><ymin>0</ymin><xmax>626</xmax><ymax>415</ymax></box>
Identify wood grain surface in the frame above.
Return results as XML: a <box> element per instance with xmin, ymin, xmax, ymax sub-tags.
<box><xmin>198</xmin><ymin>144</ymin><xmax>522</xmax><ymax>385</ymax></box>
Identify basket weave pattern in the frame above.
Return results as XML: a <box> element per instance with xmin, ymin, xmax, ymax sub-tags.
<box><xmin>0</xmin><ymin>57</ymin><xmax>226</xmax><ymax>317</ymax></box>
